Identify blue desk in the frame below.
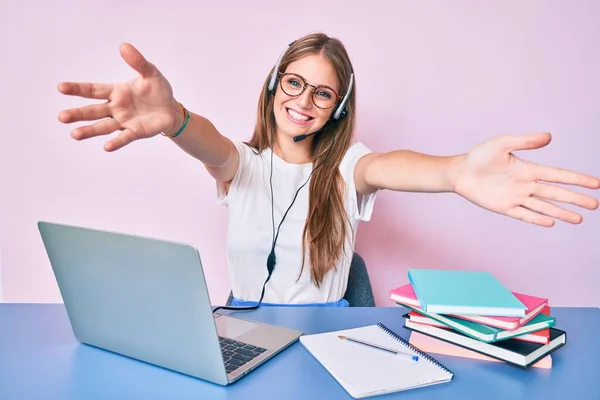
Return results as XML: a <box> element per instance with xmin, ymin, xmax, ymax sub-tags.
<box><xmin>1</xmin><ymin>304</ymin><xmax>598</xmax><ymax>399</ymax></box>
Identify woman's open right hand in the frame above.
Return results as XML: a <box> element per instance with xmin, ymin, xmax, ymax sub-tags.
<box><xmin>58</xmin><ymin>43</ymin><xmax>182</xmax><ymax>152</ymax></box>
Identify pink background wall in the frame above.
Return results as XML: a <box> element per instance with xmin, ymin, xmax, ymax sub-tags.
<box><xmin>1</xmin><ymin>1</ymin><xmax>598</xmax><ymax>306</ymax></box>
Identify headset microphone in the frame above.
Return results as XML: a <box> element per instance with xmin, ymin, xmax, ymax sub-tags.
<box><xmin>293</xmin><ymin>134</ymin><xmax>310</xmax><ymax>143</ymax></box>
<box><xmin>293</xmin><ymin>130</ymin><xmax>320</xmax><ymax>143</ymax></box>
<box><xmin>292</xmin><ymin>115</ymin><xmax>339</xmax><ymax>142</ymax></box>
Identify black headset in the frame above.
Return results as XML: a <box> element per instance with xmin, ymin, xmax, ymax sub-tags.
<box><xmin>212</xmin><ymin>40</ymin><xmax>354</xmax><ymax>314</ymax></box>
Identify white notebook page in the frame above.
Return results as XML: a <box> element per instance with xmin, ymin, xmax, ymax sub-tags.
<box><xmin>300</xmin><ymin>324</ymin><xmax>453</xmax><ymax>398</ymax></box>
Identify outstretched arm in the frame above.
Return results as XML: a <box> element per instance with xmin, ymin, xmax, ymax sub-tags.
<box><xmin>354</xmin><ymin>151</ymin><xmax>464</xmax><ymax>194</ymax></box>
<box><xmin>355</xmin><ymin>133</ymin><xmax>600</xmax><ymax>227</ymax></box>
<box><xmin>162</xmin><ymin>106</ymin><xmax>238</xmax><ymax>182</ymax></box>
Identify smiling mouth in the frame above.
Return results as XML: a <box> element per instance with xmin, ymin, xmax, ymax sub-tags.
<box><xmin>286</xmin><ymin>108</ymin><xmax>314</xmax><ymax>122</ymax></box>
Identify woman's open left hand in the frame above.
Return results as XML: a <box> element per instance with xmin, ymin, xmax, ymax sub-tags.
<box><xmin>454</xmin><ymin>132</ymin><xmax>600</xmax><ymax>227</ymax></box>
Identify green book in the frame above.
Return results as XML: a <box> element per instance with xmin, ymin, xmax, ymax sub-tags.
<box><xmin>402</xmin><ymin>304</ymin><xmax>555</xmax><ymax>343</ymax></box>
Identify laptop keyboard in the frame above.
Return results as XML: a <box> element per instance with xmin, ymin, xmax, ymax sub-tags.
<box><xmin>219</xmin><ymin>336</ymin><xmax>267</xmax><ymax>373</ymax></box>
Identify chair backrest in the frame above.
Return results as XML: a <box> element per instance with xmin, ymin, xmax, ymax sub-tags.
<box><xmin>225</xmin><ymin>252</ymin><xmax>375</xmax><ymax>307</ymax></box>
<box><xmin>344</xmin><ymin>252</ymin><xmax>376</xmax><ymax>307</ymax></box>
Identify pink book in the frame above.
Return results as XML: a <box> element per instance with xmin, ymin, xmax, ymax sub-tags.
<box><xmin>390</xmin><ymin>283</ymin><xmax>548</xmax><ymax>330</ymax></box>
<box><xmin>408</xmin><ymin>331</ymin><xmax>552</xmax><ymax>369</ymax></box>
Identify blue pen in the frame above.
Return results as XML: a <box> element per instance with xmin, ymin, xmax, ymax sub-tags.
<box><xmin>338</xmin><ymin>335</ymin><xmax>419</xmax><ymax>362</ymax></box>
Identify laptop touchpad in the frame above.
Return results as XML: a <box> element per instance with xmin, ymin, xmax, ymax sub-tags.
<box><xmin>216</xmin><ymin>316</ymin><xmax>259</xmax><ymax>339</ymax></box>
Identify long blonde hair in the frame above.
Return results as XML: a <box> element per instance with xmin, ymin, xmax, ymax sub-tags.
<box><xmin>247</xmin><ymin>33</ymin><xmax>357</xmax><ymax>288</ymax></box>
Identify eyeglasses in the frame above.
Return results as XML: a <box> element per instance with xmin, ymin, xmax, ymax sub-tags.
<box><xmin>278</xmin><ymin>72</ymin><xmax>342</xmax><ymax>109</ymax></box>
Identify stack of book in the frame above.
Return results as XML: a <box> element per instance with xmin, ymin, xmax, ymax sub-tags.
<box><xmin>389</xmin><ymin>269</ymin><xmax>567</xmax><ymax>369</ymax></box>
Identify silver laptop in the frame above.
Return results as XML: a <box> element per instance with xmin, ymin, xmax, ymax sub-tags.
<box><xmin>37</xmin><ymin>221</ymin><xmax>302</xmax><ymax>385</ymax></box>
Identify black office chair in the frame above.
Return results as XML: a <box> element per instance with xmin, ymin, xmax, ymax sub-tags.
<box><xmin>225</xmin><ymin>252</ymin><xmax>375</xmax><ymax>307</ymax></box>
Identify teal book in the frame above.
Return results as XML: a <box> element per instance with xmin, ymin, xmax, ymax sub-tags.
<box><xmin>407</xmin><ymin>269</ymin><xmax>526</xmax><ymax>317</ymax></box>
<box><xmin>403</xmin><ymin>305</ymin><xmax>556</xmax><ymax>343</ymax></box>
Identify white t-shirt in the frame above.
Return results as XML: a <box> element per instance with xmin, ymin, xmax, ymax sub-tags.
<box><xmin>216</xmin><ymin>140</ymin><xmax>377</xmax><ymax>304</ymax></box>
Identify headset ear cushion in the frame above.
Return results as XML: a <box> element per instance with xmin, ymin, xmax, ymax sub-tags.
<box><xmin>268</xmin><ymin>73</ymin><xmax>277</xmax><ymax>92</ymax></box>
<box><xmin>332</xmin><ymin>105</ymin><xmax>347</xmax><ymax>121</ymax></box>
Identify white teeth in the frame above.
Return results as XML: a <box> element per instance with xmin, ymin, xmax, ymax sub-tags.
<box><xmin>287</xmin><ymin>108</ymin><xmax>311</xmax><ymax>121</ymax></box>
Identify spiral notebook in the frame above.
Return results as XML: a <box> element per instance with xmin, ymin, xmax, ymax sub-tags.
<box><xmin>299</xmin><ymin>323</ymin><xmax>453</xmax><ymax>398</ymax></box>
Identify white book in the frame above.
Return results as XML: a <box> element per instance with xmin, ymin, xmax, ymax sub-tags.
<box><xmin>299</xmin><ymin>323</ymin><xmax>453</xmax><ymax>398</ymax></box>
